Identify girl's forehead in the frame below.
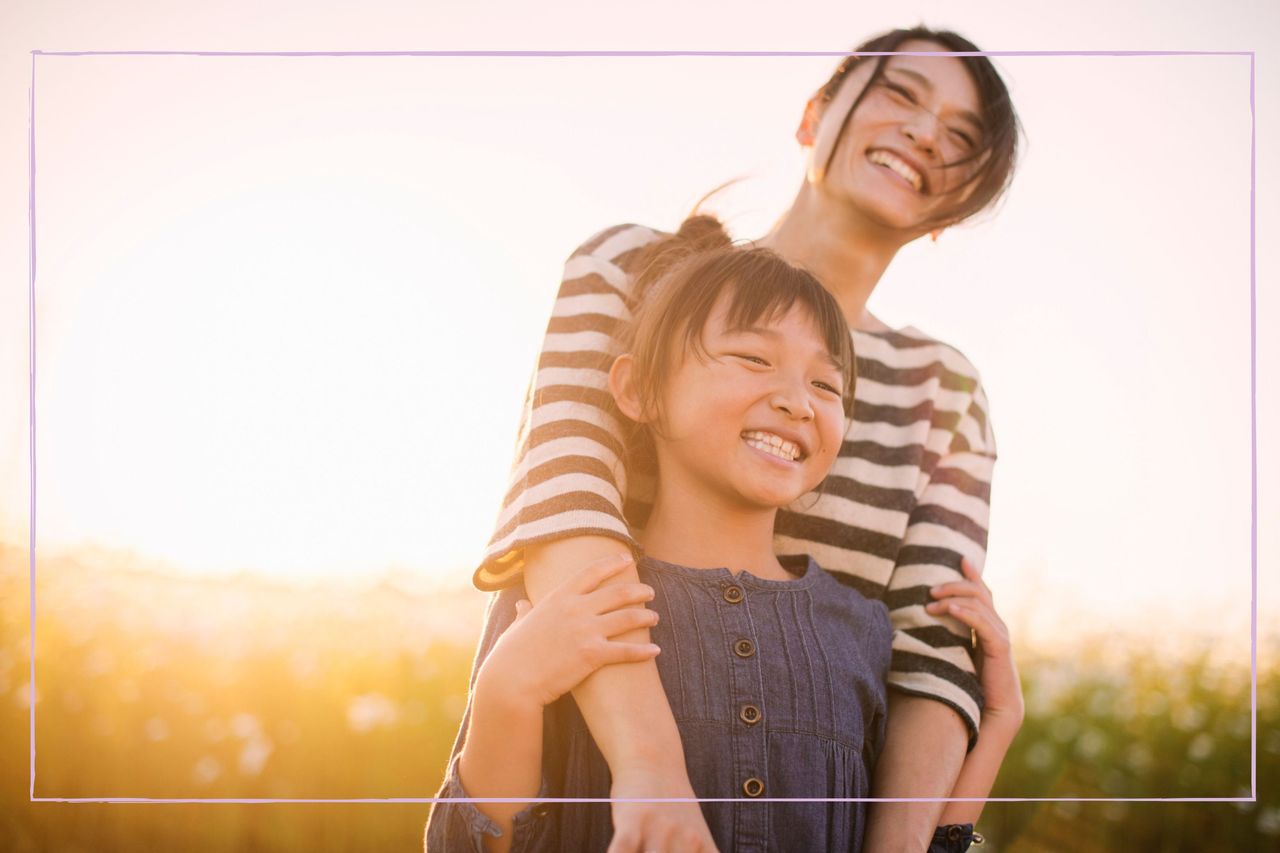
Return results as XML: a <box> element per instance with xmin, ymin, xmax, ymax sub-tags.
<box><xmin>707</xmin><ymin>304</ymin><xmax>840</xmax><ymax>359</ymax></box>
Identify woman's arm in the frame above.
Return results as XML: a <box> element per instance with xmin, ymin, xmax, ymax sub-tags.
<box><xmin>864</xmin><ymin>697</ymin><xmax>969</xmax><ymax>851</ymax></box>
<box><xmin>865</xmin><ymin>356</ymin><xmax>999</xmax><ymax>851</ymax></box>
<box><xmin>928</xmin><ymin>558</ymin><xmax>1024</xmax><ymax>826</ymax></box>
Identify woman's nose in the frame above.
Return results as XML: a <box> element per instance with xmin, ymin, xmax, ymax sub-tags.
<box><xmin>902</xmin><ymin>113</ymin><xmax>940</xmax><ymax>155</ymax></box>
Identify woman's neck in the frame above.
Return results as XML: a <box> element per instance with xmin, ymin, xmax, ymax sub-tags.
<box><xmin>638</xmin><ymin>470</ymin><xmax>791</xmax><ymax>580</ymax></box>
<box><xmin>755</xmin><ymin>185</ymin><xmax>903</xmax><ymax>333</ymax></box>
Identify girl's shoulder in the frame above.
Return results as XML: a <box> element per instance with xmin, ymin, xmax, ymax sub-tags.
<box><xmin>810</xmin><ymin>561</ymin><xmax>893</xmax><ymax>619</ymax></box>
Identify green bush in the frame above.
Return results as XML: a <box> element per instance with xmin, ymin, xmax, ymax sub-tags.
<box><xmin>0</xmin><ymin>545</ymin><xmax>1272</xmax><ymax>851</ymax></box>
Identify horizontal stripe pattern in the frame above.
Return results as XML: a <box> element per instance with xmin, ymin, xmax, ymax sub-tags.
<box><xmin>478</xmin><ymin>223</ymin><xmax>997</xmax><ymax>741</ymax></box>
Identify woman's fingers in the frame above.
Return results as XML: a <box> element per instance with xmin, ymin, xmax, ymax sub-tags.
<box><xmin>928</xmin><ymin>580</ymin><xmax>987</xmax><ymax>602</ymax></box>
<box><xmin>934</xmin><ymin>599</ymin><xmax>1008</xmax><ymax>651</ymax></box>
<box><xmin>931</xmin><ymin>558</ymin><xmax>992</xmax><ymax>604</ymax></box>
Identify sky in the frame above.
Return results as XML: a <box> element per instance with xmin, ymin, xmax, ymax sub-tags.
<box><xmin>0</xmin><ymin>0</ymin><xmax>1276</xmax><ymax>654</ymax></box>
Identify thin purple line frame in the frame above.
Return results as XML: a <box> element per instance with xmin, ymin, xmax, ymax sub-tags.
<box><xmin>27</xmin><ymin>48</ymin><xmax>1258</xmax><ymax>806</ymax></box>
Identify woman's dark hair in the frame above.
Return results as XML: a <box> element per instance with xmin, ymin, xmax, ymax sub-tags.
<box><xmin>816</xmin><ymin>26</ymin><xmax>1021</xmax><ymax>229</ymax></box>
<box><xmin>623</xmin><ymin>215</ymin><xmax>857</xmax><ymax>429</ymax></box>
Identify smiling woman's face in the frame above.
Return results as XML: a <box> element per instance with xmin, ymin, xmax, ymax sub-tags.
<box><xmin>813</xmin><ymin>39</ymin><xmax>987</xmax><ymax>234</ymax></box>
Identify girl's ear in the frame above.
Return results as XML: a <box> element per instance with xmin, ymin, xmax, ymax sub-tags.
<box><xmin>608</xmin><ymin>353</ymin><xmax>646</xmax><ymax>422</ymax></box>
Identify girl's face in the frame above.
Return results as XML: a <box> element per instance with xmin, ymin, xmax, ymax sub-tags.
<box><xmin>641</xmin><ymin>296</ymin><xmax>847</xmax><ymax>512</ymax></box>
<box><xmin>810</xmin><ymin>39</ymin><xmax>986</xmax><ymax>233</ymax></box>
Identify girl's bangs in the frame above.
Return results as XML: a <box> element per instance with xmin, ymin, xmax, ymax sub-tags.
<box><xmin>714</xmin><ymin>256</ymin><xmax>856</xmax><ymax>398</ymax></box>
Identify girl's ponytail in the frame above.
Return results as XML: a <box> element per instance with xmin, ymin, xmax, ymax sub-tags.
<box><xmin>673</xmin><ymin>214</ymin><xmax>733</xmax><ymax>252</ymax></box>
<box><xmin>632</xmin><ymin>214</ymin><xmax>733</xmax><ymax>307</ymax></box>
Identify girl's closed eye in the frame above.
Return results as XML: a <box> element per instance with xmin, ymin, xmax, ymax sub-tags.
<box><xmin>731</xmin><ymin>353</ymin><xmax>771</xmax><ymax>367</ymax></box>
<box><xmin>812</xmin><ymin>379</ymin><xmax>842</xmax><ymax>396</ymax></box>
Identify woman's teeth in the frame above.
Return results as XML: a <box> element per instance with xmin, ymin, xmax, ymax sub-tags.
<box><xmin>742</xmin><ymin>431</ymin><xmax>801</xmax><ymax>462</ymax></box>
<box><xmin>868</xmin><ymin>150</ymin><xmax>923</xmax><ymax>192</ymax></box>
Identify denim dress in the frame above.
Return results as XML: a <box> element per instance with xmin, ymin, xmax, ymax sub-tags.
<box><xmin>426</xmin><ymin>554</ymin><xmax>894</xmax><ymax>853</ymax></box>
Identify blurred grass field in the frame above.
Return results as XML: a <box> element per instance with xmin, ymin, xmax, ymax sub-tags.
<box><xmin>0</xmin><ymin>542</ymin><xmax>1274</xmax><ymax>852</ymax></box>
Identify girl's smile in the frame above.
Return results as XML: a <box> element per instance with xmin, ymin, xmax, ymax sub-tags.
<box><xmin>741</xmin><ymin>429</ymin><xmax>805</xmax><ymax>463</ymax></box>
<box><xmin>648</xmin><ymin>299</ymin><xmax>847</xmax><ymax>513</ymax></box>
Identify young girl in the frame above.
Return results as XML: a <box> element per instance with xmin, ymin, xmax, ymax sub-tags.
<box><xmin>426</xmin><ymin>219</ymin><xmax>1020</xmax><ymax>852</ymax></box>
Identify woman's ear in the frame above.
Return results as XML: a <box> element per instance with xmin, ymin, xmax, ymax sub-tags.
<box><xmin>795</xmin><ymin>95</ymin><xmax>821</xmax><ymax>147</ymax></box>
<box><xmin>608</xmin><ymin>353</ymin><xmax>646</xmax><ymax>422</ymax></box>
<box><xmin>806</xmin><ymin>58</ymin><xmax>873</xmax><ymax>186</ymax></box>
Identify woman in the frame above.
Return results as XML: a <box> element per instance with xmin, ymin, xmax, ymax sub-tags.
<box><xmin>474</xmin><ymin>26</ymin><xmax>1022</xmax><ymax>853</ymax></box>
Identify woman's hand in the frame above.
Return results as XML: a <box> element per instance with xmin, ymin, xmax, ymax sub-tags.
<box><xmin>926</xmin><ymin>558</ymin><xmax>1024</xmax><ymax>728</ymax></box>
<box><xmin>477</xmin><ymin>555</ymin><xmax>663</xmax><ymax>710</ymax></box>
<box><xmin>925</xmin><ymin>558</ymin><xmax>1022</xmax><ymax>826</ymax></box>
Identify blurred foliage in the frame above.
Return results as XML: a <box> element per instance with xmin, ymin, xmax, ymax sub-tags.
<box><xmin>0</xmin><ymin>544</ymin><xmax>1274</xmax><ymax>851</ymax></box>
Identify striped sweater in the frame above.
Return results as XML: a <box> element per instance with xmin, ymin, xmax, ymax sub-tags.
<box><xmin>477</xmin><ymin>223</ymin><xmax>996</xmax><ymax>741</ymax></box>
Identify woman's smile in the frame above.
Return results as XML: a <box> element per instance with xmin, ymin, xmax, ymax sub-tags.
<box><xmin>867</xmin><ymin>149</ymin><xmax>927</xmax><ymax>193</ymax></box>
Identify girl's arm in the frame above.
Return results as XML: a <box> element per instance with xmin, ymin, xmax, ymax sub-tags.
<box><xmin>521</xmin><ymin>539</ymin><xmax>717</xmax><ymax>853</ymax></box>
<box><xmin>474</xmin><ymin>225</ymin><xmax>717</xmax><ymax>852</ymax></box>
<box><xmin>428</xmin><ymin>558</ymin><xmax>661</xmax><ymax>853</ymax></box>
<box><xmin>927</xmin><ymin>557</ymin><xmax>1025</xmax><ymax>826</ymax></box>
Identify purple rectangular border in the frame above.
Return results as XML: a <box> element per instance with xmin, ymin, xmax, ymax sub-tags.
<box><xmin>26</xmin><ymin>48</ymin><xmax>1258</xmax><ymax>805</ymax></box>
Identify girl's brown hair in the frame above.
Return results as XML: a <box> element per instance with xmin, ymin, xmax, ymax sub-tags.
<box><xmin>622</xmin><ymin>215</ymin><xmax>856</xmax><ymax>430</ymax></box>
<box><xmin>816</xmin><ymin>26</ymin><xmax>1021</xmax><ymax>230</ymax></box>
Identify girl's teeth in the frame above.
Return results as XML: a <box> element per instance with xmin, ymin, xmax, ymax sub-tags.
<box><xmin>743</xmin><ymin>432</ymin><xmax>800</xmax><ymax>461</ymax></box>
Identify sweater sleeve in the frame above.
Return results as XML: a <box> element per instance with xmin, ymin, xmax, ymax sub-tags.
<box><xmin>474</xmin><ymin>224</ymin><xmax>663</xmax><ymax>591</ymax></box>
<box><xmin>882</xmin><ymin>362</ymin><xmax>997</xmax><ymax>750</ymax></box>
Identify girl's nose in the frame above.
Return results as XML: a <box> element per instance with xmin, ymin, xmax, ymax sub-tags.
<box><xmin>771</xmin><ymin>387</ymin><xmax>814</xmax><ymax>421</ymax></box>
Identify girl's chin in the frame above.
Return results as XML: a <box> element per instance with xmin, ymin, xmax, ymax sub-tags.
<box><xmin>735</xmin><ymin>483</ymin><xmax>817</xmax><ymax>509</ymax></box>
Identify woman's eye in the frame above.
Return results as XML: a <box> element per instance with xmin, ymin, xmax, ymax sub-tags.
<box><xmin>883</xmin><ymin>82</ymin><xmax>918</xmax><ymax>103</ymax></box>
<box><xmin>948</xmin><ymin>128</ymin><xmax>976</xmax><ymax>150</ymax></box>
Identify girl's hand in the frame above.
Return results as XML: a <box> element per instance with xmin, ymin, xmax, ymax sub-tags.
<box><xmin>926</xmin><ymin>558</ymin><xmax>1024</xmax><ymax>728</ymax></box>
<box><xmin>608</xmin><ymin>766</ymin><xmax>720</xmax><ymax>853</ymax></box>
<box><xmin>478</xmin><ymin>555</ymin><xmax>662</xmax><ymax>709</ymax></box>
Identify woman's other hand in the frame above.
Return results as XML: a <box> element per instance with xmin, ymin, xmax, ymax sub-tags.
<box><xmin>478</xmin><ymin>554</ymin><xmax>662</xmax><ymax>709</ymax></box>
<box><xmin>926</xmin><ymin>558</ymin><xmax>1024</xmax><ymax>729</ymax></box>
